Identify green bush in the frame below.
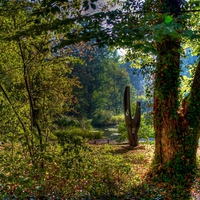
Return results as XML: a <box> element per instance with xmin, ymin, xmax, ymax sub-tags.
<box><xmin>92</xmin><ymin>110</ymin><xmax>124</xmax><ymax>126</ymax></box>
<box><xmin>54</xmin><ymin>128</ymin><xmax>103</xmax><ymax>145</ymax></box>
<box><xmin>110</xmin><ymin>114</ymin><xmax>124</xmax><ymax>124</ymax></box>
<box><xmin>79</xmin><ymin>118</ymin><xmax>93</xmax><ymax>130</ymax></box>
<box><xmin>117</xmin><ymin>121</ymin><xmax>127</xmax><ymax>141</ymax></box>
<box><xmin>57</xmin><ymin>117</ymin><xmax>94</xmax><ymax>131</ymax></box>
<box><xmin>53</xmin><ymin>128</ymin><xmax>103</xmax><ymax>173</ymax></box>
<box><xmin>57</xmin><ymin>116</ymin><xmax>79</xmax><ymax>128</ymax></box>
<box><xmin>139</xmin><ymin>113</ymin><xmax>155</xmax><ymax>140</ymax></box>
<box><xmin>117</xmin><ymin>112</ymin><xmax>155</xmax><ymax>142</ymax></box>
<box><xmin>92</xmin><ymin>109</ymin><xmax>113</xmax><ymax>126</ymax></box>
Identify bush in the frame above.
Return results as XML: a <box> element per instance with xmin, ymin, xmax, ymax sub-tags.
<box><xmin>139</xmin><ymin>113</ymin><xmax>155</xmax><ymax>140</ymax></box>
<box><xmin>57</xmin><ymin>116</ymin><xmax>79</xmax><ymax>128</ymax></box>
<box><xmin>57</xmin><ymin>117</ymin><xmax>94</xmax><ymax>131</ymax></box>
<box><xmin>92</xmin><ymin>109</ymin><xmax>113</xmax><ymax>126</ymax></box>
<box><xmin>117</xmin><ymin>122</ymin><xmax>127</xmax><ymax>141</ymax></box>
<box><xmin>79</xmin><ymin>118</ymin><xmax>93</xmax><ymax>130</ymax></box>
<box><xmin>110</xmin><ymin>114</ymin><xmax>124</xmax><ymax>124</ymax></box>
<box><xmin>53</xmin><ymin>128</ymin><xmax>103</xmax><ymax>173</ymax></box>
<box><xmin>92</xmin><ymin>110</ymin><xmax>124</xmax><ymax>126</ymax></box>
<box><xmin>54</xmin><ymin>128</ymin><xmax>103</xmax><ymax>146</ymax></box>
<box><xmin>117</xmin><ymin>112</ymin><xmax>155</xmax><ymax>142</ymax></box>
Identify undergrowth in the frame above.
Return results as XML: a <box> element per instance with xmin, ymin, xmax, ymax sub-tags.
<box><xmin>0</xmin><ymin>142</ymin><xmax>199</xmax><ymax>200</ymax></box>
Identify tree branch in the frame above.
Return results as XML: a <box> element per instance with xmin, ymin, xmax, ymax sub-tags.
<box><xmin>0</xmin><ymin>84</ymin><xmax>26</xmax><ymax>132</ymax></box>
<box><xmin>0</xmin><ymin>84</ymin><xmax>34</xmax><ymax>162</ymax></box>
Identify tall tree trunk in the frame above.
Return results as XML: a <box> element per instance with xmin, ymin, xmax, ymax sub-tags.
<box><xmin>18</xmin><ymin>41</ymin><xmax>44</xmax><ymax>169</ymax></box>
<box><xmin>153</xmin><ymin>0</ymin><xmax>199</xmax><ymax>174</ymax></box>
<box><xmin>154</xmin><ymin>37</ymin><xmax>181</xmax><ymax>165</ymax></box>
<box><xmin>154</xmin><ymin>46</ymin><xmax>200</xmax><ymax>173</ymax></box>
<box><xmin>186</xmin><ymin>59</ymin><xmax>200</xmax><ymax>165</ymax></box>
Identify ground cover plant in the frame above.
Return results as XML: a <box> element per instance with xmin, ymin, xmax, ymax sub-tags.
<box><xmin>0</xmin><ymin>140</ymin><xmax>199</xmax><ymax>199</ymax></box>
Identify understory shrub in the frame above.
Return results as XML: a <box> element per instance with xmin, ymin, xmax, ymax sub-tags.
<box><xmin>59</xmin><ymin>144</ymin><xmax>135</xmax><ymax>198</ymax></box>
<box><xmin>117</xmin><ymin>121</ymin><xmax>127</xmax><ymax>141</ymax></box>
<box><xmin>139</xmin><ymin>113</ymin><xmax>154</xmax><ymax>140</ymax></box>
<box><xmin>57</xmin><ymin>116</ymin><xmax>79</xmax><ymax>128</ymax></box>
<box><xmin>54</xmin><ymin>128</ymin><xmax>103</xmax><ymax>145</ymax></box>
<box><xmin>92</xmin><ymin>110</ymin><xmax>123</xmax><ymax>126</ymax></box>
<box><xmin>57</xmin><ymin>117</ymin><xmax>94</xmax><ymax>130</ymax></box>
<box><xmin>118</xmin><ymin>113</ymin><xmax>155</xmax><ymax>142</ymax></box>
<box><xmin>110</xmin><ymin>114</ymin><xmax>124</xmax><ymax>124</ymax></box>
<box><xmin>92</xmin><ymin>109</ymin><xmax>113</xmax><ymax>126</ymax></box>
<box><xmin>0</xmin><ymin>144</ymin><xmax>135</xmax><ymax>199</ymax></box>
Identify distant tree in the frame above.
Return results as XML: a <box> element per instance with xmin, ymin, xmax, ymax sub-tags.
<box><xmin>120</xmin><ymin>62</ymin><xmax>145</xmax><ymax>94</ymax></box>
<box><xmin>68</xmin><ymin>42</ymin><xmax>130</xmax><ymax>118</ymax></box>
<box><xmin>93</xmin><ymin>52</ymin><xmax>130</xmax><ymax>115</ymax></box>
<box><xmin>0</xmin><ymin>0</ymin><xmax>80</xmax><ymax>167</ymax></box>
<box><xmin>67</xmin><ymin>42</ymin><xmax>109</xmax><ymax>118</ymax></box>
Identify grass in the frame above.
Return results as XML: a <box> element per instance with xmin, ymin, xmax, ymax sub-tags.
<box><xmin>0</xmin><ymin>142</ymin><xmax>199</xmax><ymax>199</ymax></box>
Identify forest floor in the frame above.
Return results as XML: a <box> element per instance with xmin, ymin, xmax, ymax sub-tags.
<box><xmin>107</xmin><ymin>143</ymin><xmax>200</xmax><ymax>200</ymax></box>
<box><xmin>0</xmin><ymin>142</ymin><xmax>199</xmax><ymax>200</ymax></box>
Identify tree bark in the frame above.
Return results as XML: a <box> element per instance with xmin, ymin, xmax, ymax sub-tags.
<box><xmin>153</xmin><ymin>0</ymin><xmax>200</xmax><ymax>173</ymax></box>
<box><xmin>18</xmin><ymin>41</ymin><xmax>44</xmax><ymax>169</ymax></box>
<box><xmin>154</xmin><ymin>58</ymin><xmax>200</xmax><ymax>173</ymax></box>
<box><xmin>186</xmin><ymin>59</ymin><xmax>200</xmax><ymax>164</ymax></box>
<box><xmin>154</xmin><ymin>37</ymin><xmax>181</xmax><ymax>165</ymax></box>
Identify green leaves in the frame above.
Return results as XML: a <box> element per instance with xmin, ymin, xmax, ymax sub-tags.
<box><xmin>91</xmin><ymin>3</ymin><xmax>96</xmax><ymax>10</ymax></box>
<box><xmin>0</xmin><ymin>0</ymin><xmax>84</xmax><ymax>169</ymax></box>
<box><xmin>164</xmin><ymin>15</ymin><xmax>173</xmax><ymax>24</ymax></box>
<box><xmin>83</xmin><ymin>0</ymin><xmax>89</xmax><ymax>10</ymax></box>
<box><xmin>83</xmin><ymin>0</ymin><xmax>97</xmax><ymax>11</ymax></box>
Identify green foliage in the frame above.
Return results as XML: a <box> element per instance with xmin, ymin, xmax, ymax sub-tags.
<box><xmin>0</xmin><ymin>0</ymin><xmax>81</xmax><ymax>167</ymax></box>
<box><xmin>54</xmin><ymin>128</ymin><xmax>103</xmax><ymax>145</ymax></box>
<box><xmin>164</xmin><ymin>15</ymin><xmax>173</xmax><ymax>24</ymax></box>
<box><xmin>110</xmin><ymin>114</ymin><xmax>124</xmax><ymax>124</ymax></box>
<box><xmin>79</xmin><ymin>118</ymin><xmax>94</xmax><ymax>130</ymax></box>
<box><xmin>118</xmin><ymin>112</ymin><xmax>154</xmax><ymax>142</ymax></box>
<box><xmin>139</xmin><ymin>113</ymin><xmax>155</xmax><ymax>140</ymax></box>
<box><xmin>92</xmin><ymin>112</ymin><xmax>123</xmax><ymax>127</ymax></box>
<box><xmin>57</xmin><ymin>117</ymin><xmax>79</xmax><ymax>128</ymax></box>
<box><xmin>0</xmin><ymin>140</ymin><xmax>199</xmax><ymax>199</ymax></box>
<box><xmin>0</xmin><ymin>1</ymin><xmax>200</xmax><ymax>199</ymax></box>
<box><xmin>0</xmin><ymin>143</ymin><xmax>138</xmax><ymax>199</ymax></box>
<box><xmin>92</xmin><ymin>53</ymin><xmax>130</xmax><ymax>115</ymax></box>
<box><xmin>71</xmin><ymin>45</ymin><xmax>131</xmax><ymax>118</ymax></box>
<box><xmin>117</xmin><ymin>121</ymin><xmax>127</xmax><ymax>141</ymax></box>
<box><xmin>92</xmin><ymin>109</ymin><xmax>113</xmax><ymax>126</ymax></box>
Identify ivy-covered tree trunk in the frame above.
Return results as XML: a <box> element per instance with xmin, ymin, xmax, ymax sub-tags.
<box><xmin>154</xmin><ymin>49</ymin><xmax>200</xmax><ymax>173</ymax></box>
<box><xmin>154</xmin><ymin>38</ymin><xmax>180</xmax><ymax>165</ymax></box>
<box><xmin>153</xmin><ymin>0</ymin><xmax>200</xmax><ymax>174</ymax></box>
